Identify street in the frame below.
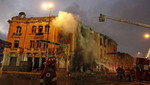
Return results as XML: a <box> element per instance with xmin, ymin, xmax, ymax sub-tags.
<box><xmin>0</xmin><ymin>72</ymin><xmax>149</xmax><ymax>85</ymax></box>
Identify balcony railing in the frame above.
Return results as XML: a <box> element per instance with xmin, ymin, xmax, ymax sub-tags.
<box><xmin>12</xmin><ymin>33</ymin><xmax>22</xmax><ymax>38</ymax></box>
<box><xmin>35</xmin><ymin>33</ymin><xmax>43</xmax><ymax>39</ymax></box>
<box><xmin>13</xmin><ymin>33</ymin><xmax>22</xmax><ymax>36</ymax></box>
<box><xmin>26</xmin><ymin>48</ymin><xmax>47</xmax><ymax>52</ymax></box>
<box><xmin>36</xmin><ymin>33</ymin><xmax>43</xmax><ymax>35</ymax></box>
<box><xmin>10</xmin><ymin>48</ymin><xmax>19</xmax><ymax>53</ymax></box>
<box><xmin>11</xmin><ymin>48</ymin><xmax>18</xmax><ymax>51</ymax></box>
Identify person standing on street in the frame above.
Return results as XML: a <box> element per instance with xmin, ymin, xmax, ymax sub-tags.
<box><xmin>40</xmin><ymin>57</ymin><xmax>57</xmax><ymax>85</ymax></box>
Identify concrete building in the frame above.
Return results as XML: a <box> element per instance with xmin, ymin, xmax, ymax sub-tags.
<box><xmin>95</xmin><ymin>33</ymin><xmax>118</xmax><ymax>71</ymax></box>
<box><xmin>0</xmin><ymin>39</ymin><xmax>11</xmax><ymax>68</ymax></box>
<box><xmin>2</xmin><ymin>12</ymin><xmax>118</xmax><ymax>72</ymax></box>
<box><xmin>2</xmin><ymin>12</ymin><xmax>61</xmax><ymax>71</ymax></box>
<box><xmin>117</xmin><ymin>52</ymin><xmax>134</xmax><ymax>69</ymax></box>
<box><xmin>75</xmin><ymin>23</ymin><xmax>118</xmax><ymax>72</ymax></box>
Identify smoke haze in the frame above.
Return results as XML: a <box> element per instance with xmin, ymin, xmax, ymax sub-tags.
<box><xmin>52</xmin><ymin>11</ymin><xmax>79</xmax><ymax>33</ymax></box>
<box><xmin>0</xmin><ymin>0</ymin><xmax>150</xmax><ymax>56</ymax></box>
<box><xmin>52</xmin><ymin>11</ymin><xmax>98</xmax><ymax>69</ymax></box>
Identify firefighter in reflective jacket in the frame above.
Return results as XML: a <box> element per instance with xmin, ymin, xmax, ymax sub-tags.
<box><xmin>40</xmin><ymin>57</ymin><xmax>57</xmax><ymax>85</ymax></box>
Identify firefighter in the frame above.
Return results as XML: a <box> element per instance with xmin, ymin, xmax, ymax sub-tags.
<box><xmin>120</xmin><ymin>67</ymin><xmax>125</xmax><ymax>80</ymax></box>
<box><xmin>116</xmin><ymin>67</ymin><xmax>125</xmax><ymax>80</ymax></box>
<box><xmin>125</xmin><ymin>67</ymin><xmax>131</xmax><ymax>81</ymax></box>
<box><xmin>116</xmin><ymin>67</ymin><xmax>121</xmax><ymax>79</ymax></box>
<box><xmin>40</xmin><ymin>57</ymin><xmax>57</xmax><ymax>85</ymax></box>
<box><xmin>130</xmin><ymin>68</ymin><xmax>135</xmax><ymax>81</ymax></box>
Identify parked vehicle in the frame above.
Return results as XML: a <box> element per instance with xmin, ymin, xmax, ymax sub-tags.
<box><xmin>135</xmin><ymin>58</ymin><xmax>150</xmax><ymax>81</ymax></box>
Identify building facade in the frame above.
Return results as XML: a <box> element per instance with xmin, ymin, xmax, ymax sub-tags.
<box><xmin>74</xmin><ymin>23</ymin><xmax>118</xmax><ymax>72</ymax></box>
<box><xmin>2</xmin><ymin>12</ymin><xmax>61</xmax><ymax>71</ymax></box>
<box><xmin>0</xmin><ymin>39</ymin><xmax>11</xmax><ymax>68</ymax></box>
<box><xmin>117</xmin><ymin>52</ymin><xmax>134</xmax><ymax>69</ymax></box>
<box><xmin>2</xmin><ymin>12</ymin><xmax>119</xmax><ymax>72</ymax></box>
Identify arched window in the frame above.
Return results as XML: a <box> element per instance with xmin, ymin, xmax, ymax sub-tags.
<box><xmin>32</xmin><ymin>26</ymin><xmax>36</xmax><ymax>33</ymax></box>
<box><xmin>45</xmin><ymin>25</ymin><xmax>50</xmax><ymax>33</ymax></box>
<box><xmin>38</xmin><ymin>25</ymin><xmax>43</xmax><ymax>33</ymax></box>
<box><xmin>16</xmin><ymin>26</ymin><xmax>22</xmax><ymax>33</ymax></box>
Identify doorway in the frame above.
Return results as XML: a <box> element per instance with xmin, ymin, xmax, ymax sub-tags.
<box><xmin>33</xmin><ymin>58</ymin><xmax>39</xmax><ymax>71</ymax></box>
<box><xmin>9</xmin><ymin>57</ymin><xmax>17</xmax><ymax>66</ymax></box>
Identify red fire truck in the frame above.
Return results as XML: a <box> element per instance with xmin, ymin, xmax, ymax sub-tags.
<box><xmin>135</xmin><ymin>58</ymin><xmax>150</xmax><ymax>81</ymax></box>
<box><xmin>99</xmin><ymin>14</ymin><xmax>150</xmax><ymax>81</ymax></box>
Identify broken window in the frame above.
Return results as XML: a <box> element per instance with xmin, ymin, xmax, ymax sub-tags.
<box><xmin>16</xmin><ymin>26</ymin><xmax>22</xmax><ymax>33</ymax></box>
<box><xmin>108</xmin><ymin>39</ymin><xmax>111</xmax><ymax>47</ymax></box>
<box><xmin>13</xmin><ymin>40</ymin><xmax>19</xmax><ymax>48</ymax></box>
<box><xmin>81</xmin><ymin>26</ymin><xmax>86</xmax><ymax>37</ymax></box>
<box><xmin>32</xmin><ymin>26</ymin><xmax>36</xmax><ymax>33</ymax></box>
<box><xmin>104</xmin><ymin>37</ymin><xmax>106</xmax><ymax>47</ymax></box>
<box><xmin>30</xmin><ymin>40</ymin><xmax>35</xmax><ymax>48</ymax></box>
<box><xmin>45</xmin><ymin>25</ymin><xmax>50</xmax><ymax>33</ymax></box>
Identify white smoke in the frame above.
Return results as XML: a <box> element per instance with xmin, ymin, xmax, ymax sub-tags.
<box><xmin>77</xmin><ymin>25</ymin><xmax>98</xmax><ymax>65</ymax></box>
<box><xmin>52</xmin><ymin>11</ymin><xmax>99</xmax><ymax>71</ymax></box>
<box><xmin>52</xmin><ymin>11</ymin><xmax>79</xmax><ymax>33</ymax></box>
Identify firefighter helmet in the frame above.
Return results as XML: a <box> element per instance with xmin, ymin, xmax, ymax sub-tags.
<box><xmin>44</xmin><ymin>57</ymin><xmax>56</xmax><ymax>65</ymax></box>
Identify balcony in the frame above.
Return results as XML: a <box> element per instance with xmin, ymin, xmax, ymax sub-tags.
<box><xmin>36</xmin><ymin>33</ymin><xmax>43</xmax><ymax>35</ymax></box>
<box><xmin>35</xmin><ymin>33</ymin><xmax>43</xmax><ymax>39</ymax></box>
<box><xmin>26</xmin><ymin>48</ymin><xmax>46</xmax><ymax>53</ymax></box>
<box><xmin>12</xmin><ymin>33</ymin><xmax>22</xmax><ymax>38</ymax></box>
<box><xmin>10</xmin><ymin>48</ymin><xmax>19</xmax><ymax>53</ymax></box>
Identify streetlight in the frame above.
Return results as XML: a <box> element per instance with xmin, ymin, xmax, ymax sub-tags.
<box><xmin>137</xmin><ymin>52</ymin><xmax>143</xmax><ymax>58</ymax></box>
<box><xmin>42</xmin><ymin>3</ymin><xmax>54</xmax><ymax>23</ymax></box>
<box><xmin>42</xmin><ymin>2</ymin><xmax>54</xmax><ymax>58</ymax></box>
<box><xmin>144</xmin><ymin>33</ymin><xmax>150</xmax><ymax>39</ymax></box>
<box><xmin>42</xmin><ymin>3</ymin><xmax>54</xmax><ymax>14</ymax></box>
<box><xmin>143</xmin><ymin>33</ymin><xmax>150</xmax><ymax>59</ymax></box>
<box><xmin>137</xmin><ymin>52</ymin><xmax>141</xmax><ymax>55</ymax></box>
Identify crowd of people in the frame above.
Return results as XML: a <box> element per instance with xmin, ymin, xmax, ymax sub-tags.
<box><xmin>116</xmin><ymin>67</ymin><xmax>135</xmax><ymax>81</ymax></box>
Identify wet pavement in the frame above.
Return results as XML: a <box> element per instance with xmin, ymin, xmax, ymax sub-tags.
<box><xmin>0</xmin><ymin>72</ymin><xmax>150</xmax><ymax>85</ymax></box>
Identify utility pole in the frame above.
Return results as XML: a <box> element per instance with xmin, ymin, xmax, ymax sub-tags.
<box><xmin>42</xmin><ymin>3</ymin><xmax>54</xmax><ymax>58</ymax></box>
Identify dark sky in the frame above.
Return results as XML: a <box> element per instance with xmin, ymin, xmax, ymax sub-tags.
<box><xmin>0</xmin><ymin>0</ymin><xmax>150</xmax><ymax>57</ymax></box>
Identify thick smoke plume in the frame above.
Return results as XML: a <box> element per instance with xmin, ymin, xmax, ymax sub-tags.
<box><xmin>75</xmin><ymin>25</ymin><xmax>98</xmax><ymax>70</ymax></box>
<box><xmin>52</xmin><ymin>11</ymin><xmax>99</xmax><ymax>71</ymax></box>
<box><xmin>52</xmin><ymin>11</ymin><xmax>79</xmax><ymax>33</ymax></box>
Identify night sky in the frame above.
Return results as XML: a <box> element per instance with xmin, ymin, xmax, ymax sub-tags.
<box><xmin>0</xmin><ymin>0</ymin><xmax>150</xmax><ymax>57</ymax></box>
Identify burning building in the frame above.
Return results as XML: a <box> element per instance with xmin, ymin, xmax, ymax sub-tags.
<box><xmin>2</xmin><ymin>12</ymin><xmax>118</xmax><ymax>72</ymax></box>
<box><xmin>73</xmin><ymin>23</ymin><xmax>118</xmax><ymax>72</ymax></box>
<box><xmin>2</xmin><ymin>12</ymin><xmax>60</xmax><ymax>71</ymax></box>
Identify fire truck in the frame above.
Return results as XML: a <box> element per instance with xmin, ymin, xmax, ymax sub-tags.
<box><xmin>135</xmin><ymin>58</ymin><xmax>150</xmax><ymax>81</ymax></box>
<box><xmin>99</xmin><ymin>14</ymin><xmax>150</xmax><ymax>81</ymax></box>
